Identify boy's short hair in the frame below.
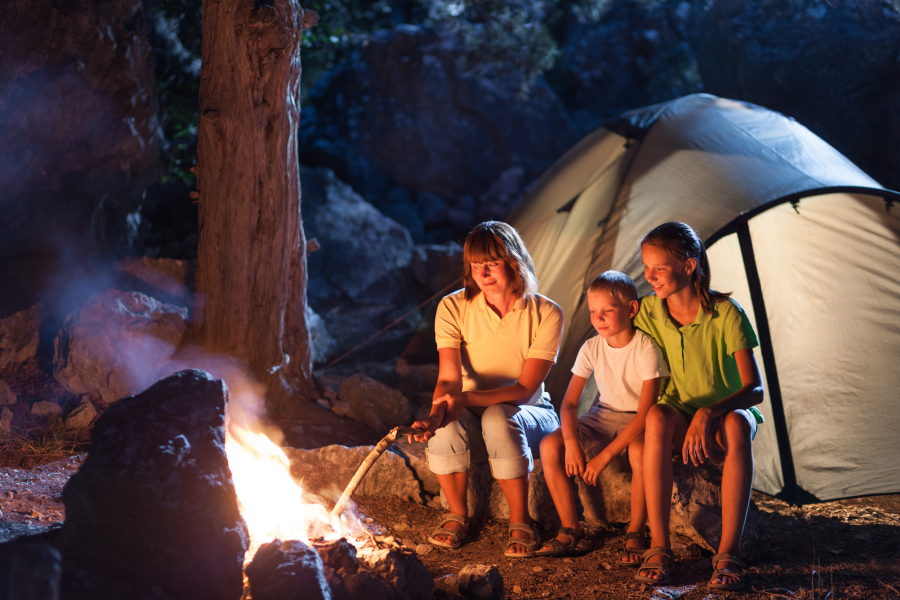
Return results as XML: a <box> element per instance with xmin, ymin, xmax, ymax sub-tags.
<box><xmin>587</xmin><ymin>271</ymin><xmax>638</xmax><ymax>306</ymax></box>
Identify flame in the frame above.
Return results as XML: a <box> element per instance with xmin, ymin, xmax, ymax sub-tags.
<box><xmin>222</xmin><ymin>372</ymin><xmax>366</xmax><ymax>563</ymax></box>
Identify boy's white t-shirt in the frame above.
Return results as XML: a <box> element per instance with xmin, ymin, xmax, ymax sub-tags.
<box><xmin>571</xmin><ymin>329</ymin><xmax>669</xmax><ymax>412</ymax></box>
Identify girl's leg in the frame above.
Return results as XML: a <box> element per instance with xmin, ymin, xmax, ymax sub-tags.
<box><xmin>621</xmin><ymin>434</ymin><xmax>647</xmax><ymax>564</ymax></box>
<box><xmin>640</xmin><ymin>404</ymin><xmax>689</xmax><ymax>580</ymax></box>
<box><xmin>482</xmin><ymin>403</ymin><xmax>559</xmax><ymax>555</ymax></box>
<box><xmin>538</xmin><ymin>430</ymin><xmax>581</xmax><ymax>550</ymax></box>
<box><xmin>710</xmin><ymin>410</ymin><xmax>755</xmax><ymax>586</ymax></box>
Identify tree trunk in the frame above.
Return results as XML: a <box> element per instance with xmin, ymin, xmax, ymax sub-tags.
<box><xmin>193</xmin><ymin>0</ymin><xmax>318</xmax><ymax>418</ymax></box>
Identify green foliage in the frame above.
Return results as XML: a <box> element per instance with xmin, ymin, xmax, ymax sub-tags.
<box><xmin>425</xmin><ymin>0</ymin><xmax>560</xmax><ymax>95</ymax></box>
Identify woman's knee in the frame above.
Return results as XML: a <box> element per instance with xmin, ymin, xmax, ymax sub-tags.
<box><xmin>427</xmin><ymin>418</ymin><xmax>469</xmax><ymax>455</ymax></box>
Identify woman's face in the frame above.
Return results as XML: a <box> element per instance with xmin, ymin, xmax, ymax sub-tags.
<box><xmin>470</xmin><ymin>259</ymin><xmax>516</xmax><ymax>298</ymax></box>
<box><xmin>641</xmin><ymin>244</ymin><xmax>695</xmax><ymax>299</ymax></box>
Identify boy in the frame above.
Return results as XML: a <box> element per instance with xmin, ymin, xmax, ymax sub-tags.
<box><xmin>536</xmin><ymin>271</ymin><xmax>668</xmax><ymax>564</ymax></box>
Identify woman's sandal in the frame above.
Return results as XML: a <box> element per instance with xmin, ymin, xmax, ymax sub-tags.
<box><xmin>427</xmin><ymin>513</ymin><xmax>469</xmax><ymax>550</ymax></box>
<box><xmin>504</xmin><ymin>522</ymin><xmax>542</xmax><ymax>558</ymax></box>
<box><xmin>708</xmin><ymin>553</ymin><xmax>747</xmax><ymax>591</ymax></box>
<box><xmin>633</xmin><ymin>546</ymin><xmax>676</xmax><ymax>585</ymax></box>
<box><xmin>618</xmin><ymin>531</ymin><xmax>650</xmax><ymax>568</ymax></box>
<box><xmin>534</xmin><ymin>527</ymin><xmax>584</xmax><ymax>557</ymax></box>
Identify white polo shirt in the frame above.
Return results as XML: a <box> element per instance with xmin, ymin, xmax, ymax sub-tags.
<box><xmin>434</xmin><ymin>290</ymin><xmax>563</xmax><ymax>406</ymax></box>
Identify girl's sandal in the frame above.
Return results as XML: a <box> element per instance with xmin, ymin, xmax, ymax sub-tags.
<box><xmin>633</xmin><ymin>547</ymin><xmax>676</xmax><ymax>585</ymax></box>
<box><xmin>504</xmin><ymin>522</ymin><xmax>542</xmax><ymax>558</ymax></box>
<box><xmin>534</xmin><ymin>527</ymin><xmax>584</xmax><ymax>557</ymax></box>
<box><xmin>708</xmin><ymin>553</ymin><xmax>747</xmax><ymax>591</ymax></box>
<box><xmin>618</xmin><ymin>531</ymin><xmax>650</xmax><ymax>568</ymax></box>
<box><xmin>427</xmin><ymin>513</ymin><xmax>469</xmax><ymax>550</ymax></box>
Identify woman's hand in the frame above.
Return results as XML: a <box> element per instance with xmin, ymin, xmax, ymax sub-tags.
<box><xmin>583</xmin><ymin>451</ymin><xmax>612</xmax><ymax>485</ymax></box>
<box><xmin>682</xmin><ymin>406</ymin><xmax>714</xmax><ymax>465</ymax></box>
<box><xmin>564</xmin><ymin>439</ymin><xmax>586</xmax><ymax>478</ymax></box>
<box><xmin>410</xmin><ymin>402</ymin><xmax>448</xmax><ymax>443</ymax></box>
<box><xmin>432</xmin><ymin>391</ymin><xmax>467</xmax><ymax>427</ymax></box>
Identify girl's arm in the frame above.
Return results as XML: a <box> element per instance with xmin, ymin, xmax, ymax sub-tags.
<box><xmin>560</xmin><ymin>375</ymin><xmax>589</xmax><ymax>478</ymax></box>
<box><xmin>682</xmin><ymin>348</ymin><xmax>764</xmax><ymax>465</ymax></box>
<box><xmin>583</xmin><ymin>377</ymin><xmax>662</xmax><ymax>485</ymax></box>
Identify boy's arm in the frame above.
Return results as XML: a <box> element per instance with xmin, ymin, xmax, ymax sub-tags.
<box><xmin>583</xmin><ymin>377</ymin><xmax>662</xmax><ymax>485</ymax></box>
<box><xmin>560</xmin><ymin>374</ymin><xmax>590</xmax><ymax>477</ymax></box>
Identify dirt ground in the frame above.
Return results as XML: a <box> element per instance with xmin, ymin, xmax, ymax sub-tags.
<box><xmin>1</xmin><ymin>453</ymin><xmax>898</xmax><ymax>600</ymax></box>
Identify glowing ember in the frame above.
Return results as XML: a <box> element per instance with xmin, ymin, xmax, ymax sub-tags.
<box><xmin>222</xmin><ymin>374</ymin><xmax>366</xmax><ymax>563</ymax></box>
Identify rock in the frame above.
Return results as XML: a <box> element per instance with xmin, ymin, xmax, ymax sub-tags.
<box><xmin>0</xmin><ymin>408</ymin><xmax>12</xmax><ymax>440</ymax></box>
<box><xmin>301</xmin><ymin>167</ymin><xmax>413</xmax><ymax>301</ymax></box>
<box><xmin>341</xmin><ymin>568</ymin><xmax>396</xmax><ymax>600</ymax></box>
<box><xmin>315</xmin><ymin>538</ymin><xmax>359</xmax><ymax>575</ymax></box>
<box><xmin>359</xmin><ymin>547</ymin><xmax>434</xmax><ymax>600</ymax></box>
<box><xmin>339</xmin><ymin>374</ymin><xmax>413</xmax><ymax>435</ymax></box>
<box><xmin>0</xmin><ymin>0</ymin><xmax>161</xmax><ymax>301</ymax></box>
<box><xmin>58</xmin><ymin>370</ymin><xmax>248</xmax><ymax>600</ymax></box>
<box><xmin>410</xmin><ymin>243</ymin><xmax>464</xmax><ymax>295</ymax></box>
<box><xmin>64</xmin><ymin>397</ymin><xmax>98</xmax><ymax>431</ymax></box>
<box><xmin>0</xmin><ymin>381</ymin><xmax>17</xmax><ymax>406</ymax></box>
<box><xmin>115</xmin><ymin>257</ymin><xmax>194</xmax><ymax>305</ymax></box>
<box><xmin>245</xmin><ymin>539</ymin><xmax>331</xmax><ymax>600</ymax></box>
<box><xmin>415</xmin><ymin>544</ymin><xmax>432</xmax><ymax>557</ymax></box>
<box><xmin>458</xmin><ymin>564</ymin><xmax>505</xmax><ymax>600</ymax></box>
<box><xmin>53</xmin><ymin>290</ymin><xmax>189</xmax><ymax>403</ymax></box>
<box><xmin>550</xmin><ymin>0</ymin><xmax>702</xmax><ymax>133</ymax></box>
<box><xmin>389</xmin><ymin>437</ymin><xmax>440</xmax><ymax>497</ymax></box>
<box><xmin>7</xmin><ymin>542</ymin><xmax>62</xmax><ymax>600</ymax></box>
<box><xmin>0</xmin><ymin>304</ymin><xmax>42</xmax><ymax>369</ymax></box>
<box><xmin>695</xmin><ymin>0</ymin><xmax>900</xmax><ymax>192</ymax></box>
<box><xmin>299</xmin><ymin>26</ymin><xmax>578</xmax><ymax>234</ymax></box>
<box><xmin>331</xmin><ymin>400</ymin><xmax>352</xmax><ymax>417</ymax></box>
<box><xmin>307</xmin><ymin>305</ymin><xmax>340</xmax><ymax>365</ymax></box>
<box><xmin>30</xmin><ymin>402</ymin><xmax>62</xmax><ymax>420</ymax></box>
<box><xmin>285</xmin><ymin>445</ymin><xmax>422</xmax><ymax>503</ymax></box>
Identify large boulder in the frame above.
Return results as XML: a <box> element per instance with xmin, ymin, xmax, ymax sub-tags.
<box><xmin>245</xmin><ymin>539</ymin><xmax>331</xmax><ymax>600</ymax></box>
<box><xmin>299</xmin><ymin>25</ymin><xmax>579</xmax><ymax>238</ymax></box>
<box><xmin>58</xmin><ymin>370</ymin><xmax>248</xmax><ymax>600</ymax></box>
<box><xmin>339</xmin><ymin>374</ymin><xmax>413</xmax><ymax>435</ymax></box>
<box><xmin>301</xmin><ymin>167</ymin><xmax>414</xmax><ymax>302</ymax></box>
<box><xmin>0</xmin><ymin>304</ymin><xmax>42</xmax><ymax>368</ymax></box>
<box><xmin>53</xmin><ymin>290</ymin><xmax>189</xmax><ymax>403</ymax></box>
<box><xmin>285</xmin><ymin>445</ymin><xmax>423</xmax><ymax>503</ymax></box>
<box><xmin>549</xmin><ymin>0</ymin><xmax>702</xmax><ymax>132</ymax></box>
<box><xmin>0</xmin><ymin>0</ymin><xmax>162</xmax><ymax>315</ymax></box>
<box><xmin>694</xmin><ymin>0</ymin><xmax>900</xmax><ymax>192</ymax></box>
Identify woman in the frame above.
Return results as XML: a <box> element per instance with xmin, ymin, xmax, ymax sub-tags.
<box><xmin>411</xmin><ymin>221</ymin><xmax>563</xmax><ymax>558</ymax></box>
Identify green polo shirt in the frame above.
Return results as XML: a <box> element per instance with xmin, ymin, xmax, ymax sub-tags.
<box><xmin>634</xmin><ymin>295</ymin><xmax>764</xmax><ymax>424</ymax></box>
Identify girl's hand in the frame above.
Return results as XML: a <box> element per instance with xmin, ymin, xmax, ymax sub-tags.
<box><xmin>583</xmin><ymin>452</ymin><xmax>611</xmax><ymax>486</ymax></box>
<box><xmin>433</xmin><ymin>392</ymin><xmax>467</xmax><ymax>429</ymax></box>
<box><xmin>564</xmin><ymin>440</ymin><xmax>586</xmax><ymax>478</ymax></box>
<box><xmin>682</xmin><ymin>406</ymin><xmax>714</xmax><ymax>465</ymax></box>
<box><xmin>410</xmin><ymin>403</ymin><xmax>448</xmax><ymax>443</ymax></box>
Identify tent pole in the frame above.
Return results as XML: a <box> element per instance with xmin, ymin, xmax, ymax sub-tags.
<box><xmin>735</xmin><ymin>222</ymin><xmax>800</xmax><ymax>504</ymax></box>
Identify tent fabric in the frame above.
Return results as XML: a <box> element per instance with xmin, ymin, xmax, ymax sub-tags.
<box><xmin>509</xmin><ymin>93</ymin><xmax>900</xmax><ymax>501</ymax></box>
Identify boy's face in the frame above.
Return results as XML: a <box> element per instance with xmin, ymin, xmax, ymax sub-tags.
<box><xmin>588</xmin><ymin>291</ymin><xmax>638</xmax><ymax>345</ymax></box>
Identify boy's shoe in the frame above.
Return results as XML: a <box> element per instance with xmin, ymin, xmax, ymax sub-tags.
<box><xmin>427</xmin><ymin>513</ymin><xmax>469</xmax><ymax>550</ymax></box>
<box><xmin>534</xmin><ymin>527</ymin><xmax>584</xmax><ymax>557</ymax></box>
<box><xmin>618</xmin><ymin>531</ymin><xmax>650</xmax><ymax>568</ymax></box>
<box><xmin>504</xmin><ymin>522</ymin><xmax>542</xmax><ymax>558</ymax></box>
<box><xmin>633</xmin><ymin>547</ymin><xmax>676</xmax><ymax>585</ymax></box>
<box><xmin>707</xmin><ymin>553</ymin><xmax>747</xmax><ymax>591</ymax></box>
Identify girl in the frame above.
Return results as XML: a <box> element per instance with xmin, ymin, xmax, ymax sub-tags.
<box><xmin>410</xmin><ymin>221</ymin><xmax>563</xmax><ymax>558</ymax></box>
<box><xmin>633</xmin><ymin>222</ymin><xmax>764</xmax><ymax>591</ymax></box>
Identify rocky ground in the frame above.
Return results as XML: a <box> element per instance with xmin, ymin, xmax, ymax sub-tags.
<box><xmin>1</xmin><ymin>449</ymin><xmax>898</xmax><ymax>599</ymax></box>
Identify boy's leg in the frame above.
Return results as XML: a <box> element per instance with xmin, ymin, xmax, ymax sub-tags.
<box><xmin>640</xmin><ymin>404</ymin><xmax>689</xmax><ymax>580</ymax></box>
<box><xmin>709</xmin><ymin>409</ymin><xmax>755</xmax><ymax>586</ymax></box>
<box><xmin>621</xmin><ymin>434</ymin><xmax>647</xmax><ymax>564</ymax></box>
<box><xmin>538</xmin><ymin>430</ymin><xmax>581</xmax><ymax>550</ymax></box>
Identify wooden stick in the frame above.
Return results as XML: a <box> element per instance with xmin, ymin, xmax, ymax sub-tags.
<box><xmin>330</xmin><ymin>426</ymin><xmax>422</xmax><ymax>518</ymax></box>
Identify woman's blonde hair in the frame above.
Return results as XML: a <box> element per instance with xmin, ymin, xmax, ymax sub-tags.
<box><xmin>462</xmin><ymin>221</ymin><xmax>538</xmax><ymax>301</ymax></box>
<box><xmin>640</xmin><ymin>221</ymin><xmax>731</xmax><ymax>314</ymax></box>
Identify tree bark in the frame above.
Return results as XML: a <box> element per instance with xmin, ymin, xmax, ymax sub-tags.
<box><xmin>193</xmin><ymin>0</ymin><xmax>317</xmax><ymax>417</ymax></box>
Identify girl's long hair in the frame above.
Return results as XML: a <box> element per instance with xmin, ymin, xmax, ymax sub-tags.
<box><xmin>640</xmin><ymin>222</ymin><xmax>730</xmax><ymax>314</ymax></box>
<box><xmin>462</xmin><ymin>221</ymin><xmax>538</xmax><ymax>301</ymax></box>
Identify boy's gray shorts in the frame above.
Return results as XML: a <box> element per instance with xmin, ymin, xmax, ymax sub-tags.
<box><xmin>577</xmin><ymin>405</ymin><xmax>637</xmax><ymax>457</ymax></box>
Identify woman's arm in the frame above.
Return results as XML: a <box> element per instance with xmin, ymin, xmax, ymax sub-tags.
<box><xmin>682</xmin><ymin>348</ymin><xmax>764</xmax><ymax>464</ymax></box>
<box><xmin>410</xmin><ymin>347</ymin><xmax>463</xmax><ymax>442</ymax></box>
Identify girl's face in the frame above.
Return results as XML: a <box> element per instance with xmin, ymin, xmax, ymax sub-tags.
<box><xmin>641</xmin><ymin>244</ymin><xmax>696</xmax><ymax>299</ymax></box>
<box><xmin>470</xmin><ymin>259</ymin><xmax>516</xmax><ymax>297</ymax></box>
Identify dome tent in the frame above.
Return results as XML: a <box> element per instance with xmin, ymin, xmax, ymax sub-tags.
<box><xmin>509</xmin><ymin>94</ymin><xmax>900</xmax><ymax>503</ymax></box>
